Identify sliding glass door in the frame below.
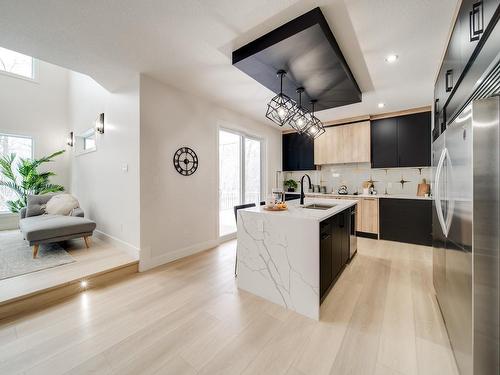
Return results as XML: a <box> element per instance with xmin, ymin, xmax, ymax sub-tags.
<box><xmin>219</xmin><ymin>129</ymin><xmax>262</xmax><ymax>237</ymax></box>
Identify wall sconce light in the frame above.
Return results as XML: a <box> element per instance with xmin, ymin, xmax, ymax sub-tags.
<box><xmin>95</xmin><ymin>113</ymin><xmax>105</xmax><ymax>134</ymax></box>
<box><xmin>67</xmin><ymin>131</ymin><xmax>74</xmax><ymax>147</ymax></box>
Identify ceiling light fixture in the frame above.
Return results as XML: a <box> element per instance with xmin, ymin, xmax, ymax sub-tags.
<box><xmin>304</xmin><ymin>100</ymin><xmax>325</xmax><ymax>139</ymax></box>
<box><xmin>265</xmin><ymin>70</ymin><xmax>296</xmax><ymax>127</ymax></box>
<box><xmin>288</xmin><ymin>87</ymin><xmax>310</xmax><ymax>133</ymax></box>
<box><xmin>378</xmin><ymin>102</ymin><xmax>385</xmax><ymax>108</ymax></box>
<box><xmin>385</xmin><ymin>54</ymin><xmax>398</xmax><ymax>63</ymax></box>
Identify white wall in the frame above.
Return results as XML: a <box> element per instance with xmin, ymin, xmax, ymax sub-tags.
<box><xmin>68</xmin><ymin>72</ymin><xmax>140</xmax><ymax>251</ymax></box>
<box><xmin>139</xmin><ymin>74</ymin><xmax>281</xmax><ymax>270</ymax></box>
<box><xmin>0</xmin><ymin>60</ymin><xmax>71</xmax><ymax>188</ymax></box>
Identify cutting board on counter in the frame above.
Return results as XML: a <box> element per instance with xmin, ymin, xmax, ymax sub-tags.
<box><xmin>417</xmin><ymin>179</ymin><xmax>430</xmax><ymax>196</ymax></box>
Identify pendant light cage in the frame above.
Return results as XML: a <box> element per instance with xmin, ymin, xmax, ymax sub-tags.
<box><xmin>288</xmin><ymin>88</ymin><xmax>310</xmax><ymax>133</ymax></box>
<box><xmin>304</xmin><ymin>100</ymin><xmax>325</xmax><ymax>139</ymax></box>
<box><xmin>265</xmin><ymin>70</ymin><xmax>296</xmax><ymax>126</ymax></box>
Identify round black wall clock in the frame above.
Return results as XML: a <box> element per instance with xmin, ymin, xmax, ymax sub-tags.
<box><xmin>173</xmin><ymin>147</ymin><xmax>198</xmax><ymax>176</ymax></box>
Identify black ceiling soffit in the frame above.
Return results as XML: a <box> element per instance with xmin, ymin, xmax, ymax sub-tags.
<box><xmin>232</xmin><ymin>7</ymin><xmax>362</xmax><ymax>112</ymax></box>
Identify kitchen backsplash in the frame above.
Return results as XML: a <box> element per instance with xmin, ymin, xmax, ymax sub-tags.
<box><xmin>282</xmin><ymin>163</ymin><xmax>432</xmax><ymax>196</ymax></box>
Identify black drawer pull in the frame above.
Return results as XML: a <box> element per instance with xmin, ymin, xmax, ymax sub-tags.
<box><xmin>469</xmin><ymin>1</ymin><xmax>484</xmax><ymax>42</ymax></box>
<box><xmin>445</xmin><ymin>69</ymin><xmax>453</xmax><ymax>92</ymax></box>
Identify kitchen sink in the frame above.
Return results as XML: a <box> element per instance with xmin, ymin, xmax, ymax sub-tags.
<box><xmin>303</xmin><ymin>203</ymin><xmax>337</xmax><ymax>210</ymax></box>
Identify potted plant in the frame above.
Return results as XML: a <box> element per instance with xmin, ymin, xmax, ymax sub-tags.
<box><xmin>0</xmin><ymin>150</ymin><xmax>65</xmax><ymax>213</ymax></box>
<box><xmin>284</xmin><ymin>179</ymin><xmax>298</xmax><ymax>192</ymax></box>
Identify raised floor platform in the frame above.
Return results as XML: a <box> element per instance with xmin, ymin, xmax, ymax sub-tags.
<box><xmin>0</xmin><ymin>232</ymin><xmax>138</xmax><ymax>320</ymax></box>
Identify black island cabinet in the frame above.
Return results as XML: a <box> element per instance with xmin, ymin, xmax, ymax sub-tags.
<box><xmin>319</xmin><ymin>208</ymin><xmax>351</xmax><ymax>301</ymax></box>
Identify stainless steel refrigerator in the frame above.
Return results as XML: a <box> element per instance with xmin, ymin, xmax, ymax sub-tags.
<box><xmin>433</xmin><ymin>96</ymin><xmax>500</xmax><ymax>375</ymax></box>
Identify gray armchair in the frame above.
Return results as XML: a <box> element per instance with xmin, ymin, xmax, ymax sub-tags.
<box><xmin>19</xmin><ymin>194</ymin><xmax>96</xmax><ymax>258</ymax></box>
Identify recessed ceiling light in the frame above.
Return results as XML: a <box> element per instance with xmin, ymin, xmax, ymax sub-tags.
<box><xmin>385</xmin><ymin>54</ymin><xmax>398</xmax><ymax>63</ymax></box>
<box><xmin>80</xmin><ymin>280</ymin><xmax>88</xmax><ymax>289</ymax></box>
<box><xmin>378</xmin><ymin>103</ymin><xmax>385</xmax><ymax>108</ymax></box>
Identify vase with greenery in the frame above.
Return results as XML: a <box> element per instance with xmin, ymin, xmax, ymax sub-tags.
<box><xmin>0</xmin><ymin>150</ymin><xmax>65</xmax><ymax>213</ymax></box>
<box><xmin>284</xmin><ymin>179</ymin><xmax>298</xmax><ymax>192</ymax></box>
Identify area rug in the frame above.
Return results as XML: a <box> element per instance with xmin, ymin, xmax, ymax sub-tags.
<box><xmin>0</xmin><ymin>231</ymin><xmax>75</xmax><ymax>280</ymax></box>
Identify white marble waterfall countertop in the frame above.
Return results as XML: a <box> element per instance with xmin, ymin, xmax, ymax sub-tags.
<box><xmin>236</xmin><ymin>198</ymin><xmax>355</xmax><ymax>320</ymax></box>
<box><xmin>242</xmin><ymin>197</ymin><xmax>357</xmax><ymax>222</ymax></box>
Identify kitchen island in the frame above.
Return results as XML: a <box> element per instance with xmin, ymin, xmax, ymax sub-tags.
<box><xmin>236</xmin><ymin>198</ymin><xmax>357</xmax><ymax>320</ymax></box>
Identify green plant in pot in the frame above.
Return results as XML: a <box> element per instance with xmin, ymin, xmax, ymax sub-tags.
<box><xmin>0</xmin><ymin>150</ymin><xmax>65</xmax><ymax>213</ymax></box>
<box><xmin>284</xmin><ymin>179</ymin><xmax>298</xmax><ymax>192</ymax></box>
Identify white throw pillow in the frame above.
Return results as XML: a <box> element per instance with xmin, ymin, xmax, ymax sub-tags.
<box><xmin>45</xmin><ymin>194</ymin><xmax>80</xmax><ymax>216</ymax></box>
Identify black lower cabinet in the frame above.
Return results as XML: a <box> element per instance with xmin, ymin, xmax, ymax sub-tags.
<box><xmin>379</xmin><ymin>199</ymin><xmax>432</xmax><ymax>246</ymax></box>
<box><xmin>320</xmin><ymin>210</ymin><xmax>351</xmax><ymax>301</ymax></box>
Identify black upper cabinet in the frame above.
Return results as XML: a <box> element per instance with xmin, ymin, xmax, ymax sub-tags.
<box><xmin>398</xmin><ymin>112</ymin><xmax>431</xmax><ymax>167</ymax></box>
<box><xmin>371</xmin><ymin>112</ymin><xmax>431</xmax><ymax>168</ymax></box>
<box><xmin>434</xmin><ymin>0</ymin><xmax>500</xmax><ymax>130</ymax></box>
<box><xmin>282</xmin><ymin>133</ymin><xmax>315</xmax><ymax>171</ymax></box>
<box><xmin>371</xmin><ymin>117</ymin><xmax>398</xmax><ymax>168</ymax></box>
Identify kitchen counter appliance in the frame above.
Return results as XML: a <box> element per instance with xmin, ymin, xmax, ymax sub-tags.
<box><xmin>337</xmin><ymin>185</ymin><xmax>348</xmax><ymax>195</ymax></box>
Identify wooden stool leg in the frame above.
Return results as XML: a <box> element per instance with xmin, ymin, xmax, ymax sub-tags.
<box><xmin>83</xmin><ymin>236</ymin><xmax>90</xmax><ymax>249</ymax></box>
<box><xmin>33</xmin><ymin>244</ymin><xmax>39</xmax><ymax>258</ymax></box>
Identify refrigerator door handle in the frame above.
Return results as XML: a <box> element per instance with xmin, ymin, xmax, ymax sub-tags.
<box><xmin>434</xmin><ymin>147</ymin><xmax>449</xmax><ymax>237</ymax></box>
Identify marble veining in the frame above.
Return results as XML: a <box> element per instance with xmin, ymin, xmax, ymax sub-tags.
<box><xmin>237</xmin><ymin>198</ymin><xmax>356</xmax><ymax>320</ymax></box>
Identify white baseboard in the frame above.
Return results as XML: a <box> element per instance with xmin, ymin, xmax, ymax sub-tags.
<box><xmin>94</xmin><ymin>230</ymin><xmax>140</xmax><ymax>260</ymax></box>
<box><xmin>139</xmin><ymin>239</ymin><xmax>220</xmax><ymax>272</ymax></box>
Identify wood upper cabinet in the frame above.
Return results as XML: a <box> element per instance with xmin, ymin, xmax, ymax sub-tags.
<box><xmin>314</xmin><ymin>121</ymin><xmax>370</xmax><ymax>165</ymax></box>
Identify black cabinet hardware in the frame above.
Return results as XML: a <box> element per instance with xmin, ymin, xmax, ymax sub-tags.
<box><xmin>469</xmin><ymin>1</ymin><xmax>484</xmax><ymax>41</ymax></box>
<box><xmin>445</xmin><ymin>69</ymin><xmax>454</xmax><ymax>92</ymax></box>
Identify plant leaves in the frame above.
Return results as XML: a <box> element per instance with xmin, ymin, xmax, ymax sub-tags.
<box><xmin>0</xmin><ymin>150</ymin><xmax>65</xmax><ymax>212</ymax></box>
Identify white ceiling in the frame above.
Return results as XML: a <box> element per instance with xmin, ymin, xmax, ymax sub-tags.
<box><xmin>0</xmin><ymin>0</ymin><xmax>459</xmax><ymax>124</ymax></box>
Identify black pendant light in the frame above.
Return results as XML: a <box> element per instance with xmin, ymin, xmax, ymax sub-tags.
<box><xmin>304</xmin><ymin>100</ymin><xmax>325</xmax><ymax>139</ymax></box>
<box><xmin>288</xmin><ymin>87</ymin><xmax>310</xmax><ymax>133</ymax></box>
<box><xmin>265</xmin><ymin>70</ymin><xmax>296</xmax><ymax>126</ymax></box>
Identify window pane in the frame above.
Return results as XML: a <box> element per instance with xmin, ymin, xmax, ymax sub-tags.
<box><xmin>219</xmin><ymin>130</ymin><xmax>241</xmax><ymax>236</ymax></box>
<box><xmin>0</xmin><ymin>135</ymin><xmax>33</xmax><ymax>212</ymax></box>
<box><xmin>0</xmin><ymin>47</ymin><xmax>34</xmax><ymax>79</ymax></box>
<box><xmin>245</xmin><ymin>138</ymin><xmax>261</xmax><ymax>204</ymax></box>
<box><xmin>84</xmin><ymin>135</ymin><xmax>96</xmax><ymax>150</ymax></box>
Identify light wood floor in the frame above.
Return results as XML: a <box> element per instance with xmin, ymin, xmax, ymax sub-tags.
<box><xmin>0</xmin><ymin>233</ymin><xmax>138</xmax><ymax>305</ymax></box>
<box><xmin>0</xmin><ymin>238</ymin><xmax>458</xmax><ymax>375</ymax></box>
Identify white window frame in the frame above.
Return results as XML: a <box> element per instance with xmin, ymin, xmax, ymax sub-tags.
<box><xmin>0</xmin><ymin>132</ymin><xmax>34</xmax><ymax>159</ymax></box>
<box><xmin>0</xmin><ymin>50</ymin><xmax>39</xmax><ymax>83</ymax></box>
<box><xmin>217</xmin><ymin>126</ymin><xmax>266</xmax><ymax>240</ymax></box>
<box><xmin>0</xmin><ymin>133</ymin><xmax>34</xmax><ymax>215</ymax></box>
